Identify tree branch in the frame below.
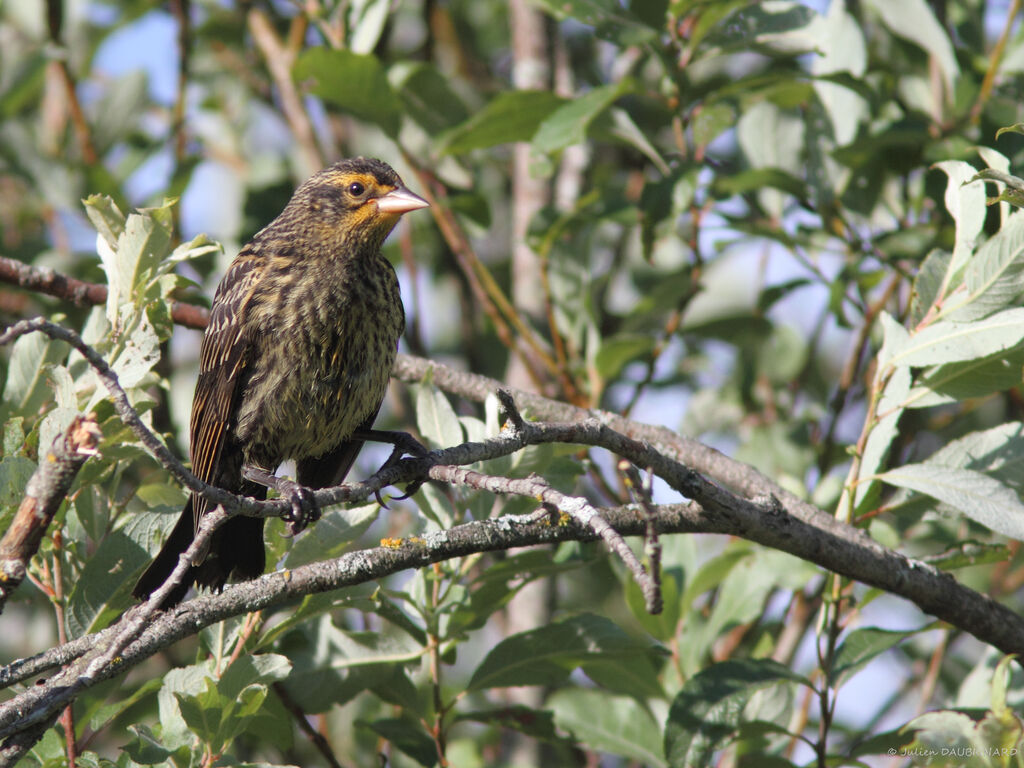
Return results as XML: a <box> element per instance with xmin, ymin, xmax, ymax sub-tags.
<box><xmin>0</xmin><ymin>414</ymin><xmax>100</xmax><ymax>613</ymax></box>
<box><xmin>5</xmin><ymin>316</ymin><xmax>1024</xmax><ymax>669</ymax></box>
<box><xmin>4</xmin><ymin>266</ymin><xmax>1024</xmax><ymax>756</ymax></box>
<box><xmin>0</xmin><ymin>256</ymin><xmax>210</xmax><ymax>330</ymax></box>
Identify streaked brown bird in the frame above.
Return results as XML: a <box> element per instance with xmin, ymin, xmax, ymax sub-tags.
<box><xmin>133</xmin><ymin>157</ymin><xmax>429</xmax><ymax>607</ymax></box>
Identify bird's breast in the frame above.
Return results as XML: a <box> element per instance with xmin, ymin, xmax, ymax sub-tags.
<box><xmin>234</xmin><ymin>257</ymin><xmax>404</xmax><ymax>467</ymax></box>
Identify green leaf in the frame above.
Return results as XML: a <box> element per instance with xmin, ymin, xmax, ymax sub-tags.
<box><xmin>82</xmin><ymin>194</ymin><xmax>126</xmax><ymax>250</ymax></box>
<box><xmin>0</xmin><ymin>456</ymin><xmax>34</xmax><ymax>509</ymax></box>
<box><xmin>712</xmin><ymin>2</ymin><xmax>820</xmax><ymax>54</ymax></box>
<box><xmin>530</xmin><ymin>0</ymin><xmax>659</xmax><ymax>44</ymax></box>
<box><xmin>67</xmin><ymin>527</ymin><xmax>148</xmax><ymax>636</ymax></box>
<box><xmin>532</xmin><ymin>81</ymin><xmax>631</xmax><ymax>157</ymax></box>
<box><xmin>362</xmin><ymin>717</ymin><xmax>437</xmax><ymax>767</ymax></box>
<box><xmin>278</xmin><ymin>614</ymin><xmax>423</xmax><ymax>712</ymax></box>
<box><xmin>283</xmin><ymin>503</ymin><xmax>379</xmax><ymax>567</ymax></box>
<box><xmin>393</xmin><ymin>62</ymin><xmax>470</xmax><ymax>136</ymax></box>
<box><xmin>174</xmin><ymin>679</ymin><xmax>225</xmax><ymax>748</ymax></box>
<box><xmin>906</xmin><ymin>346</ymin><xmax>1024</xmax><ymax>407</ymax></box>
<box><xmin>1</xmin><ymin>330</ymin><xmax>69</xmax><ymax>417</ymax></box>
<box><xmin>594</xmin><ymin>334</ymin><xmax>656</xmax><ymax>379</ymax></box>
<box><xmin>712</xmin><ymin>167</ymin><xmax>808</xmax><ymax>199</ymax></box>
<box><xmin>923</xmin><ymin>541</ymin><xmax>1012</xmax><ymax>571</ymax></box>
<box><xmin>86</xmin><ymin>677</ymin><xmax>162</xmax><ymax>733</ymax></box>
<box><xmin>682</xmin><ymin>545</ymin><xmax>752</xmax><ymax>608</ymax></box>
<box><xmin>219</xmin><ymin>654</ymin><xmax>292</xmax><ymax>701</ymax></box>
<box><xmin>415</xmin><ymin>383</ymin><xmax>464</xmax><ymax>449</ymax></box>
<box><xmin>2</xmin><ymin>416</ymin><xmax>24</xmax><ymax>455</ymax></box>
<box><xmin>97</xmin><ymin>207</ymin><xmax>173</xmax><ymax>328</ymax></box>
<box><xmin>878</xmin><ymin>464</ymin><xmax>1024</xmax><ymax>539</ymax></box>
<box><xmin>467</xmin><ymin>613</ymin><xmax>662</xmax><ymax>691</ymax></box>
<box><xmin>442</xmin><ymin>90</ymin><xmax>564</xmax><ymax>154</ymax></box>
<box><xmin>996</xmin><ymin>123</ymin><xmax>1024</xmax><ymax>139</ymax></box>
<box><xmin>602</xmin><ymin>107</ymin><xmax>669</xmax><ymax>173</ymax></box>
<box><xmin>829</xmin><ymin>627</ymin><xmax>915</xmax><ymax>685</ymax></box>
<box><xmin>625</xmin><ymin>571</ymin><xmax>681</xmax><ymax>642</ymax></box>
<box><xmin>944</xmin><ymin>210</ymin><xmax>1024</xmax><ymax>322</ymax></box>
<box><xmin>348</xmin><ymin>0</ymin><xmax>391</xmax><ymax>54</ymax></box>
<box><xmin>909</xmin><ymin>249</ymin><xmax>952</xmax><ymax>325</ymax></box>
<box><xmin>866</xmin><ymin>0</ymin><xmax>959</xmax><ymax>97</ymax></box>
<box><xmin>736</xmin><ymin>100</ymin><xmax>806</xmax><ymax>219</ymax></box>
<box><xmin>887</xmin><ymin>308</ymin><xmax>1024</xmax><ymax>368</ymax></box>
<box><xmin>157</xmin><ymin>661</ymin><xmax>217</xmax><ymax>749</ymax></box>
<box><xmin>920</xmin><ymin>422</ymin><xmax>1024</xmax><ymax>477</ymax></box>
<box><xmin>664</xmin><ymin>658</ymin><xmax>809</xmax><ymax>767</ymax></box>
<box><xmin>122</xmin><ymin>723</ymin><xmax>176</xmax><ymax>765</ymax></box>
<box><xmin>907</xmin><ymin>707</ymin><xmax>1024</xmax><ymax>768</ymax></box>
<box><xmin>455</xmin><ymin>706</ymin><xmax>562</xmax><ymax>743</ymax></box>
<box><xmin>934</xmin><ymin>161</ymin><xmax>986</xmax><ymax>284</ymax></box>
<box><xmin>294</xmin><ymin>48</ymin><xmax>401</xmax><ymax>137</ymax></box>
<box><xmin>968</xmin><ymin>167</ymin><xmax>1024</xmax><ymax>195</ymax></box>
<box><xmin>548</xmin><ymin>688</ymin><xmax>666</xmax><ymax>767</ymax></box>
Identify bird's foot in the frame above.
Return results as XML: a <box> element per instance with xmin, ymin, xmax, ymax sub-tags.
<box><xmin>242</xmin><ymin>465</ymin><xmax>321</xmax><ymax>535</ymax></box>
<box><xmin>352</xmin><ymin>429</ymin><xmax>431</xmax><ymax>505</ymax></box>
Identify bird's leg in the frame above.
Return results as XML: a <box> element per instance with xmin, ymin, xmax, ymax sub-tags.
<box><xmin>351</xmin><ymin>429</ymin><xmax>431</xmax><ymax>503</ymax></box>
<box><xmin>242</xmin><ymin>465</ymin><xmax>321</xmax><ymax>535</ymax></box>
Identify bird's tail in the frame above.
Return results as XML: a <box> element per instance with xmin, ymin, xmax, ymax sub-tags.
<box><xmin>132</xmin><ymin>494</ymin><xmax>266</xmax><ymax>609</ymax></box>
<box><xmin>132</xmin><ymin>498</ymin><xmax>198</xmax><ymax>608</ymax></box>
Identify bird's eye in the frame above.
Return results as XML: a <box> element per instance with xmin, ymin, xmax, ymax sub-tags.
<box><xmin>347</xmin><ymin>182</ymin><xmax>365</xmax><ymax>197</ymax></box>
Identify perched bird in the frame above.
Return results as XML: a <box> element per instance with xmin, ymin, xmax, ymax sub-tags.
<box><xmin>133</xmin><ymin>157</ymin><xmax>429</xmax><ymax>607</ymax></box>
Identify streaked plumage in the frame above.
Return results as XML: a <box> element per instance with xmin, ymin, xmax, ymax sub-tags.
<box><xmin>133</xmin><ymin>158</ymin><xmax>428</xmax><ymax>607</ymax></box>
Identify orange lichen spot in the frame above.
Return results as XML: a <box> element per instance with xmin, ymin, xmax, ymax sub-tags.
<box><xmin>381</xmin><ymin>537</ymin><xmax>403</xmax><ymax>549</ymax></box>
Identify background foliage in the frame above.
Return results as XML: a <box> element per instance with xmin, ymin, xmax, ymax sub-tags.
<box><xmin>5</xmin><ymin>0</ymin><xmax>1024</xmax><ymax>766</ymax></box>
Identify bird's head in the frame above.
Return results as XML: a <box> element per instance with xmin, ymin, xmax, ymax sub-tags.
<box><xmin>291</xmin><ymin>157</ymin><xmax>429</xmax><ymax>253</ymax></box>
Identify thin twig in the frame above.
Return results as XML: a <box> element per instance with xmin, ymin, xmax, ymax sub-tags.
<box><xmin>400</xmin><ymin>156</ymin><xmax>557</xmax><ymax>390</ymax></box>
<box><xmin>248</xmin><ymin>9</ymin><xmax>323</xmax><ymax>178</ymax></box>
<box><xmin>44</xmin><ymin>0</ymin><xmax>97</xmax><ymax>165</ymax></box>
<box><xmin>970</xmin><ymin>0</ymin><xmax>1021</xmax><ymax>125</ymax></box>
<box><xmin>272</xmin><ymin>682</ymin><xmax>350</xmax><ymax>768</ymax></box>
<box><xmin>618</xmin><ymin>460</ymin><xmax>662</xmax><ymax>614</ymax></box>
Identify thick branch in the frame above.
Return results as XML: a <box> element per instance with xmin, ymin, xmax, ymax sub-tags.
<box><xmin>4</xmin><ymin>267</ymin><xmax>1024</xmax><ymax>755</ymax></box>
<box><xmin>0</xmin><ymin>414</ymin><xmax>100</xmax><ymax>612</ymax></box>
<box><xmin>5</xmin><ymin>316</ymin><xmax>1021</xmax><ymax>669</ymax></box>
<box><xmin>0</xmin><ymin>503</ymin><xmax>696</xmax><ymax>739</ymax></box>
<box><xmin>0</xmin><ymin>256</ymin><xmax>210</xmax><ymax>330</ymax></box>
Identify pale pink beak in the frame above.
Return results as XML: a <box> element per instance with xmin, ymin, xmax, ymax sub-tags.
<box><xmin>376</xmin><ymin>186</ymin><xmax>430</xmax><ymax>214</ymax></box>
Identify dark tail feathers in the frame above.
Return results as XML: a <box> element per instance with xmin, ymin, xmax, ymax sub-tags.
<box><xmin>132</xmin><ymin>497</ymin><xmax>266</xmax><ymax>609</ymax></box>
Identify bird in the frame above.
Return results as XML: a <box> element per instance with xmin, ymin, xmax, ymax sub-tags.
<box><xmin>132</xmin><ymin>157</ymin><xmax>429</xmax><ymax>608</ymax></box>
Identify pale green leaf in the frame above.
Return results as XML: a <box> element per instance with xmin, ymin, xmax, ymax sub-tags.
<box><xmin>887</xmin><ymin>308</ymin><xmax>1024</xmax><ymax>368</ymax></box>
<box><xmin>944</xmin><ymin>211</ymin><xmax>1024</xmax><ymax>321</ymax></box>
<box><xmin>664</xmin><ymin>658</ymin><xmax>809</xmax><ymax>767</ymax></box>
<box><xmin>878</xmin><ymin>464</ymin><xmax>1024</xmax><ymax>539</ymax></box>
<box><xmin>866</xmin><ymin>0</ymin><xmax>958</xmax><ymax>97</ymax></box>
<box><xmin>532</xmin><ymin>81</ymin><xmax>631</xmax><ymax>157</ymax></box>
<box><xmin>933</xmin><ymin>160</ymin><xmax>986</xmax><ymax>281</ymax></box>
<box><xmin>415</xmin><ymin>383</ymin><xmax>463</xmax><ymax>449</ymax></box>
<box><xmin>294</xmin><ymin>48</ymin><xmax>401</xmax><ymax>137</ymax></box>
<box><xmin>442</xmin><ymin>90</ymin><xmax>564</xmax><ymax>154</ymax></box>
<box><xmin>548</xmin><ymin>689</ymin><xmax>666</xmax><ymax>767</ymax></box>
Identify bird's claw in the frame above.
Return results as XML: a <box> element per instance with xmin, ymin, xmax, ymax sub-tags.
<box><xmin>276</xmin><ymin>478</ymin><xmax>320</xmax><ymax>535</ymax></box>
<box><xmin>373</xmin><ymin>436</ymin><xmax>429</xmax><ymax>506</ymax></box>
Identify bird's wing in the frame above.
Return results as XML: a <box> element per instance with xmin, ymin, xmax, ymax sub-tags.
<box><xmin>189</xmin><ymin>251</ymin><xmax>264</xmax><ymax>531</ymax></box>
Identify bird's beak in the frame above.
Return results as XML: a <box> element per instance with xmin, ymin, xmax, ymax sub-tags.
<box><xmin>375</xmin><ymin>186</ymin><xmax>430</xmax><ymax>214</ymax></box>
